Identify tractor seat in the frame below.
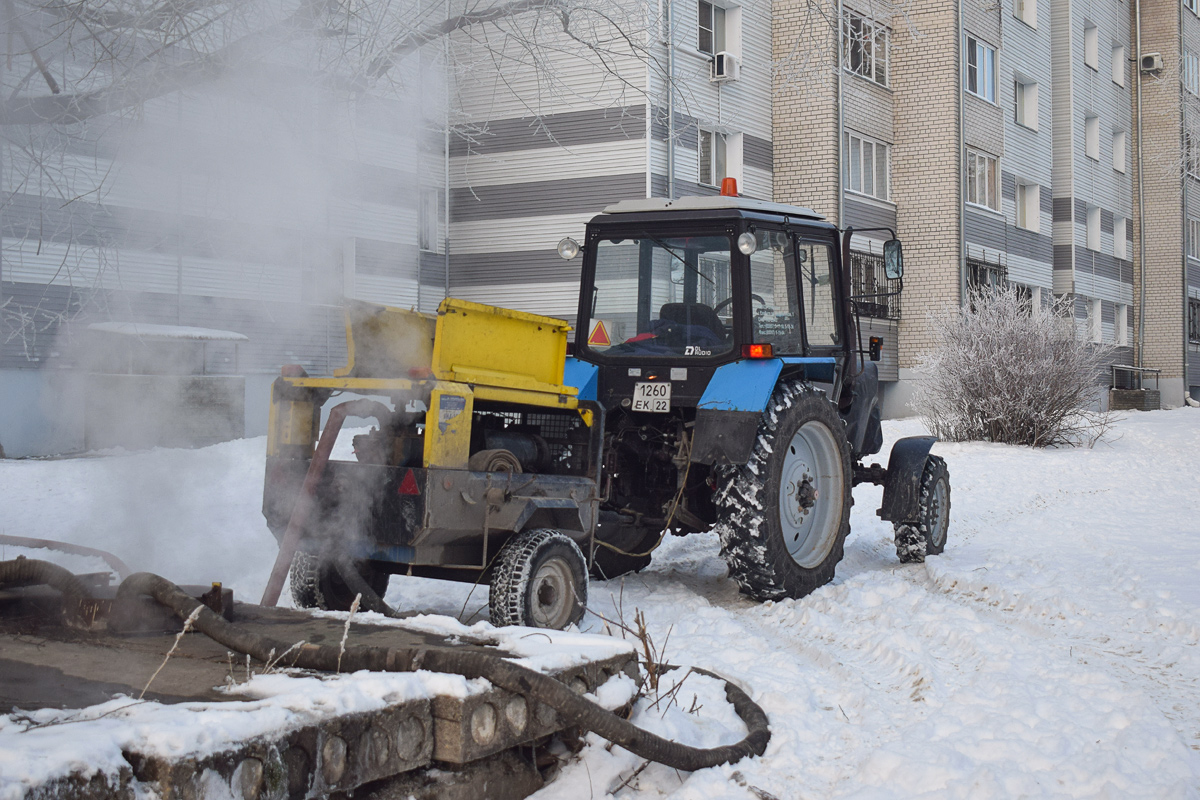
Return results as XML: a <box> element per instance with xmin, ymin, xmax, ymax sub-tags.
<box><xmin>659</xmin><ymin>302</ymin><xmax>725</xmax><ymax>338</ymax></box>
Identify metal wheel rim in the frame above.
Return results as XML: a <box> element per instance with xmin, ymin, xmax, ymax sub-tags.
<box><xmin>929</xmin><ymin>476</ymin><xmax>949</xmax><ymax>548</ymax></box>
<box><xmin>530</xmin><ymin>557</ymin><xmax>575</xmax><ymax>629</ymax></box>
<box><xmin>779</xmin><ymin>420</ymin><xmax>844</xmax><ymax>568</ymax></box>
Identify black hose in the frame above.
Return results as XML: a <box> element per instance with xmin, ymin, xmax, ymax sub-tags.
<box><xmin>331</xmin><ymin>554</ymin><xmax>411</xmax><ymax>619</ymax></box>
<box><xmin>117</xmin><ymin>571</ymin><xmax>770</xmax><ymax>772</ymax></box>
<box><xmin>0</xmin><ymin>557</ymin><xmax>92</xmax><ymax>597</ymax></box>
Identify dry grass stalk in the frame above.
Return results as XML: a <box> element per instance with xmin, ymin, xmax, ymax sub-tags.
<box><xmin>139</xmin><ymin>605</ymin><xmax>202</xmax><ymax>699</ymax></box>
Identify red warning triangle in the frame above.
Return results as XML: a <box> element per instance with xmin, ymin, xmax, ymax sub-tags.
<box><xmin>588</xmin><ymin>320</ymin><xmax>611</xmax><ymax>346</ymax></box>
<box><xmin>397</xmin><ymin>469</ymin><xmax>421</xmax><ymax>496</ymax></box>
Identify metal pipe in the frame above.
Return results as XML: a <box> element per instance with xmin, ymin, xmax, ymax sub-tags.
<box><xmin>0</xmin><ymin>535</ymin><xmax>131</xmax><ymax>580</ymax></box>
<box><xmin>958</xmin><ymin>0</ymin><xmax>967</xmax><ymax>307</ymax></box>
<box><xmin>260</xmin><ymin>398</ymin><xmax>393</xmax><ymax>607</ymax></box>
<box><xmin>667</xmin><ymin>0</ymin><xmax>675</xmax><ymax>199</ymax></box>
<box><xmin>1135</xmin><ymin>0</ymin><xmax>1146</xmax><ymax>368</ymax></box>
<box><xmin>1180</xmin><ymin>0</ymin><xmax>1190</xmax><ymax>399</ymax></box>
<box><xmin>837</xmin><ymin>0</ymin><xmax>844</xmax><ymax>227</ymax></box>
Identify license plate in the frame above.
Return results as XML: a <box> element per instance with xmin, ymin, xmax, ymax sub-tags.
<box><xmin>632</xmin><ymin>381</ymin><xmax>671</xmax><ymax>412</ymax></box>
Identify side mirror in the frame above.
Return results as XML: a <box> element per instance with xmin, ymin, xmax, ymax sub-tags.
<box><xmin>883</xmin><ymin>239</ymin><xmax>904</xmax><ymax>280</ymax></box>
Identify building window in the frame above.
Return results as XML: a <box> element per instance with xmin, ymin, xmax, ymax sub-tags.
<box><xmin>699</xmin><ymin>129</ymin><xmax>727</xmax><ymax>186</ymax></box>
<box><xmin>1016</xmin><ymin>182</ymin><xmax>1040</xmax><ymax>232</ymax></box>
<box><xmin>1189</xmin><ymin>218</ymin><xmax>1200</xmax><ymax>259</ymax></box>
<box><xmin>1185</xmin><ymin>51</ymin><xmax>1200</xmax><ymax>95</ymax></box>
<box><xmin>1187</xmin><ymin>0</ymin><xmax>1199</xmax><ymax>16</ymax></box>
<box><xmin>1015</xmin><ymin>0</ymin><xmax>1036</xmax><ymax>27</ymax></box>
<box><xmin>966</xmin><ymin>148</ymin><xmax>999</xmax><ymax>211</ymax></box>
<box><xmin>967</xmin><ymin>259</ymin><xmax>1007</xmax><ymax>292</ymax></box>
<box><xmin>849</xmin><ymin>250</ymin><xmax>900</xmax><ymax>319</ymax></box>
<box><xmin>1115</xmin><ymin>216</ymin><xmax>1127</xmax><ymax>260</ymax></box>
<box><xmin>419</xmin><ymin>189</ymin><xmax>439</xmax><ymax>253</ymax></box>
<box><xmin>1087</xmin><ymin>205</ymin><xmax>1101</xmax><ymax>251</ymax></box>
<box><xmin>1084</xmin><ymin>24</ymin><xmax>1099</xmax><ymax>70</ymax></box>
<box><xmin>1189</xmin><ymin>298</ymin><xmax>1200</xmax><ymax>344</ymax></box>
<box><xmin>698</xmin><ymin>0</ymin><xmax>726</xmax><ymax>54</ymax></box>
<box><xmin>843</xmin><ymin>9</ymin><xmax>890</xmax><ymax>86</ymax></box>
<box><xmin>1015</xmin><ymin>78</ymin><xmax>1038</xmax><ymax>130</ymax></box>
<box><xmin>1089</xmin><ymin>298</ymin><xmax>1103</xmax><ymax>343</ymax></box>
<box><xmin>1085</xmin><ymin>114</ymin><xmax>1100</xmax><ymax>160</ymax></box>
<box><xmin>1113</xmin><ymin>130</ymin><xmax>1126</xmax><ymax>173</ymax></box>
<box><xmin>1116</xmin><ymin>303</ymin><xmax>1129</xmax><ymax>346</ymax></box>
<box><xmin>1112</xmin><ymin>45</ymin><xmax>1126</xmax><ymax>86</ymax></box>
<box><xmin>843</xmin><ymin>131</ymin><xmax>890</xmax><ymax>200</ymax></box>
<box><xmin>964</xmin><ymin>34</ymin><xmax>997</xmax><ymax>102</ymax></box>
<box><xmin>1187</xmin><ymin>131</ymin><xmax>1200</xmax><ymax>177</ymax></box>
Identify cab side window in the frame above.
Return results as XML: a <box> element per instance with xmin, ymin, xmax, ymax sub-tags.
<box><xmin>796</xmin><ymin>240</ymin><xmax>840</xmax><ymax>348</ymax></box>
<box><xmin>748</xmin><ymin>230</ymin><xmax>804</xmax><ymax>354</ymax></box>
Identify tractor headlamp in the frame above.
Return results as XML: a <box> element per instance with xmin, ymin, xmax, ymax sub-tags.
<box><xmin>557</xmin><ymin>237</ymin><xmax>581</xmax><ymax>260</ymax></box>
<box><xmin>737</xmin><ymin>232</ymin><xmax>757</xmax><ymax>255</ymax></box>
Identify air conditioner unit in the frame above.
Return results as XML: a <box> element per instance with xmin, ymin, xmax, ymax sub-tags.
<box><xmin>710</xmin><ymin>51</ymin><xmax>741</xmax><ymax>82</ymax></box>
<box><xmin>1141</xmin><ymin>52</ymin><xmax>1164</xmax><ymax>73</ymax></box>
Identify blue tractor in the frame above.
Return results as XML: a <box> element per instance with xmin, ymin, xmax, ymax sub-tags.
<box><xmin>561</xmin><ymin>190</ymin><xmax>950</xmax><ymax>600</ymax></box>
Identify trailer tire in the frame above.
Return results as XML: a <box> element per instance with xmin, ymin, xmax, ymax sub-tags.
<box><xmin>715</xmin><ymin>382</ymin><xmax>852</xmax><ymax>601</ymax></box>
<box><xmin>490</xmin><ymin>529</ymin><xmax>587</xmax><ymax>629</ymax></box>
<box><xmin>894</xmin><ymin>455</ymin><xmax>950</xmax><ymax>563</ymax></box>
<box><xmin>289</xmin><ymin>551</ymin><xmax>388</xmax><ymax>611</ymax></box>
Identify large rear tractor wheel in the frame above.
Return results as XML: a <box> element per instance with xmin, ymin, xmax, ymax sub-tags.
<box><xmin>715</xmin><ymin>382</ymin><xmax>852</xmax><ymax>601</ymax></box>
<box><xmin>490</xmin><ymin>529</ymin><xmax>588</xmax><ymax>629</ymax></box>
<box><xmin>289</xmin><ymin>551</ymin><xmax>389</xmax><ymax>612</ymax></box>
<box><xmin>894</xmin><ymin>455</ymin><xmax>950</xmax><ymax>563</ymax></box>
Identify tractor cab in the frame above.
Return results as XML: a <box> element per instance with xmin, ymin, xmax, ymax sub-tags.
<box><xmin>565</xmin><ymin>193</ymin><xmax>854</xmax><ymax>413</ymax></box>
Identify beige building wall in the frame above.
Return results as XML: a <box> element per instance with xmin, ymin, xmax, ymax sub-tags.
<box><xmin>1132</xmin><ymin>0</ymin><xmax>1187</xmax><ymax>405</ymax></box>
<box><xmin>772</xmin><ymin>0</ymin><xmax>840</xmax><ymax>222</ymax></box>
<box><xmin>891</xmin><ymin>1</ymin><xmax>962</xmax><ymax>370</ymax></box>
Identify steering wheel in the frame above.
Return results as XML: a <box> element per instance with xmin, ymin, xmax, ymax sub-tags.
<box><xmin>713</xmin><ymin>293</ymin><xmax>766</xmax><ymax>314</ymax></box>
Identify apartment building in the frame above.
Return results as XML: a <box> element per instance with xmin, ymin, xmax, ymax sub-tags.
<box><xmin>446</xmin><ymin>0</ymin><xmax>775</xmax><ymax>320</ymax></box>
<box><xmin>772</xmin><ymin>0</ymin><xmax>1200</xmax><ymax>410</ymax></box>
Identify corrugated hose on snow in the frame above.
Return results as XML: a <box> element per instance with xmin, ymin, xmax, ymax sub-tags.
<box><xmin>0</xmin><ymin>559</ymin><xmax>771</xmax><ymax>773</ymax></box>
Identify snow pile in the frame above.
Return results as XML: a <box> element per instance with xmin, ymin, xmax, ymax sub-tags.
<box><xmin>2</xmin><ymin>410</ymin><xmax>1200</xmax><ymax>797</ymax></box>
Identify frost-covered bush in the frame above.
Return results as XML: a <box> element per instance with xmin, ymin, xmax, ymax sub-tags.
<box><xmin>911</xmin><ymin>286</ymin><xmax>1114</xmax><ymax>447</ymax></box>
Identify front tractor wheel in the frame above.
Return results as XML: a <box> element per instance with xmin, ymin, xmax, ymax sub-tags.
<box><xmin>490</xmin><ymin>529</ymin><xmax>588</xmax><ymax>629</ymax></box>
<box><xmin>894</xmin><ymin>455</ymin><xmax>951</xmax><ymax>563</ymax></box>
<box><xmin>716</xmin><ymin>382</ymin><xmax>852</xmax><ymax>601</ymax></box>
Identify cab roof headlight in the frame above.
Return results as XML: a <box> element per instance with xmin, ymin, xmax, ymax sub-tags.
<box><xmin>557</xmin><ymin>237</ymin><xmax>581</xmax><ymax>260</ymax></box>
<box><xmin>737</xmin><ymin>232</ymin><xmax>757</xmax><ymax>255</ymax></box>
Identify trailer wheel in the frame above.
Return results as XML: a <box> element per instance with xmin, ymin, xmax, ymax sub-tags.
<box><xmin>894</xmin><ymin>455</ymin><xmax>950</xmax><ymax>563</ymax></box>
<box><xmin>490</xmin><ymin>529</ymin><xmax>587</xmax><ymax>629</ymax></box>
<box><xmin>289</xmin><ymin>551</ymin><xmax>389</xmax><ymax>611</ymax></box>
<box><xmin>715</xmin><ymin>382</ymin><xmax>852</xmax><ymax>601</ymax></box>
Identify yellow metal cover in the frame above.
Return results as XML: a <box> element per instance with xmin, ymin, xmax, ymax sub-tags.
<box><xmin>431</xmin><ymin>298</ymin><xmax>573</xmax><ymax>395</ymax></box>
<box><xmin>335</xmin><ymin>300</ymin><xmax>436</xmax><ymax>378</ymax></box>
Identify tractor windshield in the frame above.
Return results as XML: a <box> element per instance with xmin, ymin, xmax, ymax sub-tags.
<box><xmin>584</xmin><ymin>234</ymin><xmax>735</xmax><ymax>358</ymax></box>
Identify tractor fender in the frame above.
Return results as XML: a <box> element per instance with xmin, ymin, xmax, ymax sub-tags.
<box><xmin>692</xmin><ymin>360</ymin><xmax>783</xmax><ymax>465</ymax></box>
<box><xmin>877</xmin><ymin>436</ymin><xmax>938</xmax><ymax>523</ymax></box>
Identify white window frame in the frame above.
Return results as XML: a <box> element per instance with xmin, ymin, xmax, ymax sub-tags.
<box><xmin>1014</xmin><ymin>0</ymin><xmax>1036</xmax><ymax>28</ymax></box>
<box><xmin>1086</xmin><ymin>114</ymin><xmax>1101</xmax><ymax>161</ymax></box>
<box><xmin>698</xmin><ymin>0</ymin><xmax>727</xmax><ymax>55</ymax></box>
<box><xmin>1188</xmin><ymin>131</ymin><xmax>1200</xmax><ymax>178</ymax></box>
<box><xmin>1015</xmin><ymin>77</ymin><xmax>1038</xmax><ymax>130</ymax></box>
<box><xmin>964</xmin><ymin>34</ymin><xmax>998</xmax><ymax>103</ymax></box>
<box><xmin>1016</xmin><ymin>182</ymin><xmax>1040</xmax><ymax>232</ymax></box>
<box><xmin>1084</xmin><ymin>24</ymin><xmax>1099</xmax><ymax>70</ymax></box>
<box><xmin>1187</xmin><ymin>0</ymin><xmax>1199</xmax><ymax>16</ymax></box>
<box><xmin>1112</xmin><ymin>130</ymin><xmax>1126</xmax><ymax>173</ymax></box>
<box><xmin>966</xmin><ymin>148</ymin><xmax>1000</xmax><ymax>211</ymax></box>
<box><xmin>843</xmin><ymin>130</ymin><xmax>891</xmax><ymax>201</ymax></box>
<box><xmin>699</xmin><ymin>128</ymin><xmax>727</xmax><ymax>187</ymax></box>
<box><xmin>843</xmin><ymin>9</ymin><xmax>890</xmax><ymax>86</ymax></box>
<box><xmin>1115</xmin><ymin>216</ymin><xmax>1127</xmax><ymax>260</ymax></box>
<box><xmin>1087</xmin><ymin>205</ymin><xmax>1101</xmax><ymax>251</ymax></box>
<box><xmin>419</xmin><ymin>188</ymin><xmax>439</xmax><ymax>253</ymax></box>
<box><xmin>1184</xmin><ymin>51</ymin><xmax>1200</xmax><ymax>95</ymax></box>
<box><xmin>1112</xmin><ymin>44</ymin><xmax>1126</xmax><ymax>86</ymax></box>
<box><xmin>1189</xmin><ymin>218</ymin><xmax>1200</xmax><ymax>260</ymax></box>
<box><xmin>1116</xmin><ymin>303</ymin><xmax>1128</xmax><ymax>346</ymax></box>
<box><xmin>1089</xmin><ymin>298</ymin><xmax>1104</xmax><ymax>343</ymax></box>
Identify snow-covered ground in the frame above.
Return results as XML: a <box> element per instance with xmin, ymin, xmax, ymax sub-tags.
<box><xmin>2</xmin><ymin>410</ymin><xmax>1199</xmax><ymax>798</ymax></box>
